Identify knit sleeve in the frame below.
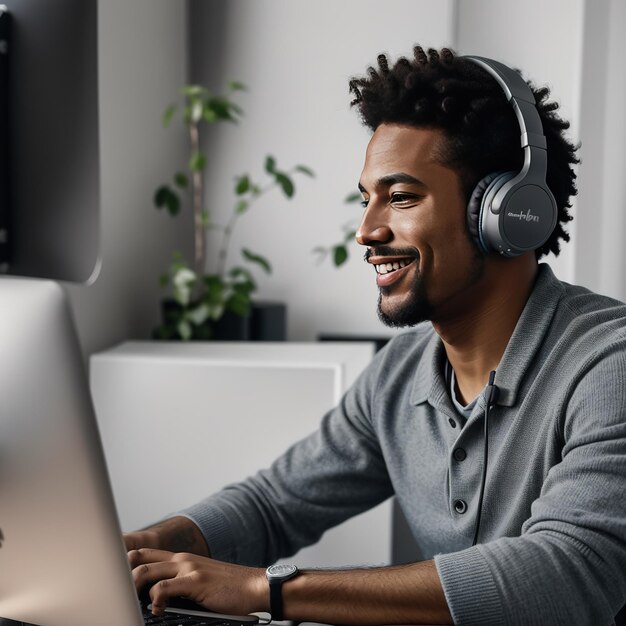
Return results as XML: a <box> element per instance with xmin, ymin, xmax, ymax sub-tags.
<box><xmin>435</xmin><ymin>348</ymin><xmax>626</xmax><ymax>625</ymax></box>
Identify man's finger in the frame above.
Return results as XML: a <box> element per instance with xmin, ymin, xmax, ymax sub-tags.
<box><xmin>128</xmin><ymin>547</ymin><xmax>176</xmax><ymax>567</ymax></box>
<box><xmin>123</xmin><ymin>532</ymin><xmax>140</xmax><ymax>551</ymax></box>
<box><xmin>149</xmin><ymin>575</ymin><xmax>199</xmax><ymax>615</ymax></box>
<box><xmin>132</xmin><ymin>560</ymin><xmax>180</xmax><ymax>593</ymax></box>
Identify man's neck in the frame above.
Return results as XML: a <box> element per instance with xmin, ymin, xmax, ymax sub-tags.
<box><xmin>434</xmin><ymin>257</ymin><xmax>538</xmax><ymax>404</ymax></box>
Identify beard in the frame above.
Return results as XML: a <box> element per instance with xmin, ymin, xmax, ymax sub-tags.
<box><xmin>372</xmin><ymin>242</ymin><xmax>486</xmax><ymax>328</ymax></box>
<box><xmin>364</xmin><ymin>245</ymin><xmax>430</xmax><ymax>328</ymax></box>
<box><xmin>377</xmin><ymin>264</ymin><xmax>432</xmax><ymax>327</ymax></box>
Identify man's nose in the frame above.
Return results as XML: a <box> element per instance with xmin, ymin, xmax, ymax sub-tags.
<box><xmin>356</xmin><ymin>204</ymin><xmax>392</xmax><ymax>247</ymax></box>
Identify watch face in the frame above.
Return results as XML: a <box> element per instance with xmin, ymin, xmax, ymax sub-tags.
<box><xmin>267</xmin><ymin>563</ymin><xmax>298</xmax><ymax>579</ymax></box>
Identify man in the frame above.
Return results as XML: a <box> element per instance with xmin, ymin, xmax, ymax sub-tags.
<box><xmin>125</xmin><ymin>47</ymin><xmax>626</xmax><ymax>625</ymax></box>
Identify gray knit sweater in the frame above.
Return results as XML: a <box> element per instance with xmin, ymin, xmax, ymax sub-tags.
<box><xmin>181</xmin><ymin>265</ymin><xmax>626</xmax><ymax>625</ymax></box>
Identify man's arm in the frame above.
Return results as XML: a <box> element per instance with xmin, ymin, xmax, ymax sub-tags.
<box><xmin>284</xmin><ymin>560</ymin><xmax>452</xmax><ymax>625</ymax></box>
<box><xmin>124</xmin><ymin>515</ymin><xmax>210</xmax><ymax>556</ymax></box>
<box><xmin>128</xmin><ymin>548</ymin><xmax>453</xmax><ymax>625</ymax></box>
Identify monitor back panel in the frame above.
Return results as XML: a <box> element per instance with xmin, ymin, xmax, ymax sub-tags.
<box><xmin>0</xmin><ymin>279</ymin><xmax>143</xmax><ymax>626</ymax></box>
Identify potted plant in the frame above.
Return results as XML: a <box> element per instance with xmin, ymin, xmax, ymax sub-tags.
<box><xmin>152</xmin><ymin>82</ymin><xmax>314</xmax><ymax>341</ymax></box>
<box><xmin>313</xmin><ymin>191</ymin><xmax>361</xmax><ymax>267</ymax></box>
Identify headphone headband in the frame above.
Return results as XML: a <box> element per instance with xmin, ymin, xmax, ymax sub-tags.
<box><xmin>462</xmin><ymin>55</ymin><xmax>557</xmax><ymax>257</ymax></box>
<box><xmin>463</xmin><ymin>56</ymin><xmax>546</xmax><ymax>151</ymax></box>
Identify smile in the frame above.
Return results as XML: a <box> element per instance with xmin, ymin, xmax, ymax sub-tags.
<box><xmin>374</xmin><ymin>258</ymin><xmax>415</xmax><ymax>275</ymax></box>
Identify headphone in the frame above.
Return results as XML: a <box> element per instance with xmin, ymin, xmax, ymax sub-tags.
<box><xmin>463</xmin><ymin>56</ymin><xmax>557</xmax><ymax>257</ymax></box>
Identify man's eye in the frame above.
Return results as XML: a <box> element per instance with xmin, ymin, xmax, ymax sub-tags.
<box><xmin>360</xmin><ymin>198</ymin><xmax>369</xmax><ymax>208</ymax></box>
<box><xmin>390</xmin><ymin>192</ymin><xmax>416</xmax><ymax>204</ymax></box>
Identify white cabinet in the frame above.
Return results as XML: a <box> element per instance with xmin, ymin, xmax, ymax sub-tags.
<box><xmin>90</xmin><ymin>341</ymin><xmax>392</xmax><ymax>568</ymax></box>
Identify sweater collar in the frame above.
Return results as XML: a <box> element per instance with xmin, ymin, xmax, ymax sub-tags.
<box><xmin>410</xmin><ymin>264</ymin><xmax>565</xmax><ymax>407</ymax></box>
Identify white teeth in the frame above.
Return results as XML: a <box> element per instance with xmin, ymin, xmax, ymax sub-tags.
<box><xmin>374</xmin><ymin>258</ymin><xmax>413</xmax><ymax>274</ymax></box>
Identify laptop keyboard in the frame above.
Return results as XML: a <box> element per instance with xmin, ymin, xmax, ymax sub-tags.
<box><xmin>142</xmin><ymin>607</ymin><xmax>244</xmax><ymax>626</ymax></box>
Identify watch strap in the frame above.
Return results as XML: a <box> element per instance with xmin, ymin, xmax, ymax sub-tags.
<box><xmin>269</xmin><ymin>578</ymin><xmax>285</xmax><ymax>621</ymax></box>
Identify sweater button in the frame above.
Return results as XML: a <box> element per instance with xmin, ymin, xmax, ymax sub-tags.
<box><xmin>453</xmin><ymin>447</ymin><xmax>467</xmax><ymax>462</ymax></box>
<box><xmin>454</xmin><ymin>499</ymin><xmax>467</xmax><ymax>514</ymax></box>
<box><xmin>448</xmin><ymin>418</ymin><xmax>457</xmax><ymax>428</ymax></box>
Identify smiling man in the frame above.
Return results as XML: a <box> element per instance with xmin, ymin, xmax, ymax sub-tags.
<box><xmin>125</xmin><ymin>47</ymin><xmax>626</xmax><ymax>625</ymax></box>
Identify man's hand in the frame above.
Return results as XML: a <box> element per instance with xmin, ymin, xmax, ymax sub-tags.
<box><xmin>124</xmin><ymin>516</ymin><xmax>210</xmax><ymax>556</ymax></box>
<box><xmin>128</xmin><ymin>548</ymin><xmax>266</xmax><ymax>616</ymax></box>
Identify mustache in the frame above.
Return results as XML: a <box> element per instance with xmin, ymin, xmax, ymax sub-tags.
<box><xmin>364</xmin><ymin>246</ymin><xmax>420</xmax><ymax>262</ymax></box>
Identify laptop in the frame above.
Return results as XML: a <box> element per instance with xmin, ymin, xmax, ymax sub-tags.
<box><xmin>0</xmin><ymin>278</ymin><xmax>260</xmax><ymax>626</ymax></box>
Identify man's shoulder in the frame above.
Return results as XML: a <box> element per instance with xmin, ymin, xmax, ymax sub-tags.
<box><xmin>555</xmin><ymin>277</ymin><xmax>626</xmax><ymax>338</ymax></box>
<box><xmin>544</xmin><ymin>273</ymin><xmax>626</xmax><ymax>376</ymax></box>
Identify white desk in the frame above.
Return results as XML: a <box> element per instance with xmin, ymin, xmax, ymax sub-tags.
<box><xmin>90</xmin><ymin>341</ymin><xmax>392</xmax><ymax>568</ymax></box>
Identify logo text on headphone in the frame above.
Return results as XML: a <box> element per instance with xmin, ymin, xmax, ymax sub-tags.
<box><xmin>507</xmin><ymin>210</ymin><xmax>540</xmax><ymax>223</ymax></box>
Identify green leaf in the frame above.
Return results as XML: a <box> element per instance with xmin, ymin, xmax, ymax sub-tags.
<box><xmin>182</xmin><ymin>85</ymin><xmax>209</xmax><ymax>98</ymax></box>
<box><xmin>187</xmin><ymin>303</ymin><xmax>210</xmax><ymax>326</ymax></box>
<box><xmin>159</xmin><ymin>274</ymin><xmax>169</xmax><ymax>287</ymax></box>
<box><xmin>172</xmin><ymin>266</ymin><xmax>197</xmax><ymax>306</ymax></box>
<box><xmin>265</xmin><ymin>155</ymin><xmax>276</xmax><ymax>174</ymax></box>
<box><xmin>275</xmin><ymin>172</ymin><xmax>295</xmax><ymax>198</ymax></box>
<box><xmin>162</xmin><ymin>104</ymin><xmax>177</xmax><ymax>127</ymax></box>
<box><xmin>174</xmin><ymin>172</ymin><xmax>188</xmax><ymax>189</ymax></box>
<box><xmin>343</xmin><ymin>229</ymin><xmax>357</xmax><ymax>243</ymax></box>
<box><xmin>189</xmin><ymin>151</ymin><xmax>207</xmax><ymax>172</ymax></box>
<box><xmin>235</xmin><ymin>175</ymin><xmax>250</xmax><ymax>195</ymax></box>
<box><xmin>207</xmin><ymin>303</ymin><xmax>225</xmax><ymax>321</ymax></box>
<box><xmin>177</xmin><ymin>319</ymin><xmax>193</xmax><ymax>341</ymax></box>
<box><xmin>242</xmin><ymin>248</ymin><xmax>272</xmax><ymax>274</ymax></box>
<box><xmin>229</xmin><ymin>102</ymin><xmax>244</xmax><ymax>118</ymax></box>
<box><xmin>230</xmin><ymin>266</ymin><xmax>256</xmax><ymax>288</ymax></box>
<box><xmin>154</xmin><ymin>186</ymin><xmax>170</xmax><ymax>209</ymax></box>
<box><xmin>226</xmin><ymin>291</ymin><xmax>252</xmax><ymax>317</ymax></box>
<box><xmin>235</xmin><ymin>200</ymin><xmax>249</xmax><ymax>215</ymax></box>
<box><xmin>203</xmin><ymin>275</ymin><xmax>225</xmax><ymax>305</ymax></box>
<box><xmin>208</xmin><ymin>96</ymin><xmax>235</xmax><ymax>122</ymax></box>
<box><xmin>345</xmin><ymin>191</ymin><xmax>363</xmax><ymax>203</ymax></box>
<box><xmin>202</xmin><ymin>105</ymin><xmax>217</xmax><ymax>124</ymax></box>
<box><xmin>232</xmin><ymin>280</ymin><xmax>255</xmax><ymax>296</ymax></box>
<box><xmin>201</xmin><ymin>210</ymin><xmax>211</xmax><ymax>226</ymax></box>
<box><xmin>333</xmin><ymin>244</ymin><xmax>348</xmax><ymax>267</ymax></box>
<box><xmin>228</xmin><ymin>80</ymin><xmax>247</xmax><ymax>92</ymax></box>
<box><xmin>295</xmin><ymin>164</ymin><xmax>315</xmax><ymax>177</ymax></box>
<box><xmin>154</xmin><ymin>185</ymin><xmax>180</xmax><ymax>216</ymax></box>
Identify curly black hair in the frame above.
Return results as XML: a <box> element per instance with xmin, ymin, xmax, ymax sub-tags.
<box><xmin>349</xmin><ymin>46</ymin><xmax>578</xmax><ymax>259</ymax></box>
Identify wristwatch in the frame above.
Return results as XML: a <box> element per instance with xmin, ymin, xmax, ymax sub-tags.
<box><xmin>265</xmin><ymin>563</ymin><xmax>299</xmax><ymax>621</ymax></box>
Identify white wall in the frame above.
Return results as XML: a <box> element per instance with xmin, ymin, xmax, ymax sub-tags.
<box><xmin>65</xmin><ymin>0</ymin><xmax>193</xmax><ymax>358</ymax></box>
<box><xmin>576</xmin><ymin>0</ymin><xmax>626</xmax><ymax>301</ymax></box>
<box><xmin>187</xmin><ymin>0</ymin><xmax>456</xmax><ymax>342</ymax></box>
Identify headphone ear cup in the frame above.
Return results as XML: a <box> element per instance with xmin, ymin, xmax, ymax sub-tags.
<box><xmin>467</xmin><ymin>172</ymin><xmax>506</xmax><ymax>254</ymax></box>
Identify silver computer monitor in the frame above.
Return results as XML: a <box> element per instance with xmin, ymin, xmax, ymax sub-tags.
<box><xmin>0</xmin><ymin>278</ymin><xmax>143</xmax><ymax>625</ymax></box>
<box><xmin>0</xmin><ymin>279</ymin><xmax>259</xmax><ymax>626</ymax></box>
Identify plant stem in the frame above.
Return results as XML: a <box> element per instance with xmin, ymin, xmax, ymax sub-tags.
<box><xmin>215</xmin><ymin>177</ymin><xmax>282</xmax><ymax>278</ymax></box>
<box><xmin>217</xmin><ymin>211</ymin><xmax>240</xmax><ymax>278</ymax></box>
<box><xmin>214</xmin><ymin>163</ymin><xmax>301</xmax><ymax>279</ymax></box>
<box><xmin>189</xmin><ymin>121</ymin><xmax>205</xmax><ymax>277</ymax></box>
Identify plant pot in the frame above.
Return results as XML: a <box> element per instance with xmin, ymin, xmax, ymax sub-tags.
<box><xmin>154</xmin><ymin>299</ymin><xmax>286</xmax><ymax>341</ymax></box>
<box><xmin>250</xmin><ymin>301</ymin><xmax>287</xmax><ymax>341</ymax></box>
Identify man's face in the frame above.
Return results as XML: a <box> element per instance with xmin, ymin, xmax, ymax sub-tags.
<box><xmin>357</xmin><ymin>123</ymin><xmax>484</xmax><ymax>327</ymax></box>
